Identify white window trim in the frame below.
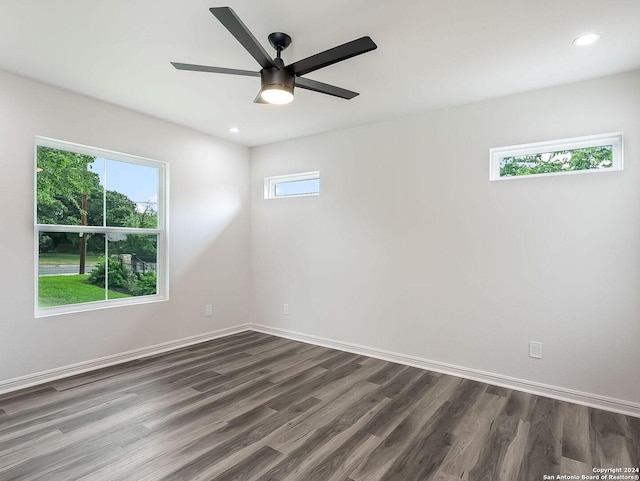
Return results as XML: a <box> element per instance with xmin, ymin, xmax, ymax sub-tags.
<box><xmin>264</xmin><ymin>171</ymin><xmax>320</xmax><ymax>199</ymax></box>
<box><xmin>489</xmin><ymin>132</ymin><xmax>623</xmax><ymax>181</ymax></box>
<box><xmin>34</xmin><ymin>136</ymin><xmax>170</xmax><ymax>317</ymax></box>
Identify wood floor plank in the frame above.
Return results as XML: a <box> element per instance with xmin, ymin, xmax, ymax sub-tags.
<box><xmin>256</xmin><ymin>384</ymin><xmax>392</xmax><ymax>481</ymax></box>
<box><xmin>28</xmin><ymin>443</ymin><xmax>127</xmax><ymax>481</ymax></box>
<box><xmin>0</xmin><ymin>429</ymin><xmax>64</xmax><ymax>470</ymax></box>
<box><xmin>143</xmin><ymin>376</ymin><xmax>275</xmax><ymax>431</ymax></box>
<box><xmin>593</xmin><ymin>406</ymin><xmax>639</xmax><ymax>466</ymax></box>
<box><xmin>561</xmin><ymin>456</ymin><xmax>593</xmax><ymax>476</ymax></box>
<box><xmin>77</xmin><ymin>419</ymin><xmax>229</xmax><ymax>481</ymax></box>
<box><xmin>379</xmin><ymin>379</ymin><xmax>486</xmax><ymax>481</ymax></box>
<box><xmin>166</xmin><ymin>397</ymin><xmax>326</xmax><ymax>481</ymax></box>
<box><xmin>240</xmin><ymin>336</ymin><xmax>295</xmax><ymax>356</ymax></box>
<box><xmin>141</xmin><ymin>407</ymin><xmax>280</xmax><ymax>481</ymax></box>
<box><xmin>466</xmin><ymin>389</ymin><xmax>533</xmax><ymax>481</ymax></box>
<box><xmin>517</xmin><ymin>397</ymin><xmax>564</xmax><ymax>481</ymax></box>
<box><xmin>126</xmin><ymin>362</ymin><xmax>368</xmax><ymax>479</ymax></box>
<box><xmin>430</xmin><ymin>472</ymin><xmax>465</xmax><ymax>481</ymax></box>
<box><xmin>210</xmin><ymin>445</ymin><xmax>284</xmax><ymax>481</ymax></box>
<box><xmin>627</xmin><ymin>416</ymin><xmax>640</xmax><ymax>467</ymax></box>
<box><xmin>496</xmin><ymin>418</ymin><xmax>530</xmax><ymax>481</ymax></box>
<box><xmin>174</xmin><ymin>397</ymin><xmax>324</xmax><ymax>481</ymax></box>
<box><xmin>251</xmin><ymin>344</ymin><xmax>333</xmax><ymax>380</ymax></box>
<box><xmin>440</xmin><ymin>392</ymin><xmax>507</xmax><ymax>479</ymax></box>
<box><xmin>265</xmin><ymin>361</ymin><xmax>363</xmax><ymax>412</ymax></box>
<box><xmin>485</xmin><ymin>385</ymin><xmax>509</xmax><ymax>397</ymax></box>
<box><xmin>267</xmin><ymin>380</ymin><xmax>381</xmax><ymax>455</ymax></box>
<box><xmin>285</xmin><ymin>428</ymin><xmax>382</xmax><ymax>481</ymax></box>
<box><xmin>318</xmin><ymin>351</ymin><xmax>363</xmax><ymax>370</ymax></box>
<box><xmin>0</xmin><ymin>390</ymin><xmax>141</xmax><ymax>447</ymax></box>
<box><xmin>0</xmin><ymin>332</ymin><xmax>637</xmax><ymax>481</ymax></box>
<box><xmin>190</xmin><ymin>367</ymin><xmax>271</xmax><ymax>395</ymax></box>
<box><xmin>322</xmin><ymin>433</ymin><xmax>383</xmax><ymax>481</ymax></box>
<box><xmin>153</xmin><ymin>364</ymin><xmax>322</xmax><ymax>437</ymax></box>
<box><xmin>49</xmin><ymin>360</ymin><xmax>150</xmax><ymax>392</ymax></box>
<box><xmin>0</xmin><ymin>386</ymin><xmax>58</xmax><ymax>411</ymax></box>
<box><xmin>192</xmin><ymin>353</ymin><xmax>334</xmax><ymax>426</ymax></box>
<box><xmin>594</xmin><ymin>408</ymin><xmax>631</xmax><ymax>437</ymax></box>
<box><xmin>306</xmin><ymin>364</ymin><xmax>378</xmax><ymax>402</ymax></box>
<box><xmin>596</xmin><ymin>432</ymin><xmax>635</xmax><ymax>468</ymax></box>
<box><xmin>281</xmin><ymin>371</ymin><xmax>434</xmax><ymax>480</ymax></box>
<box><xmin>0</xmin><ymin>375</ymin><xmax>140</xmax><ymax>417</ymax></box>
<box><xmin>350</xmin><ymin>374</ymin><xmax>463</xmax><ymax>481</ymax></box>
<box><xmin>1</xmin><ymin>419</ymin><xmax>147</xmax><ymax>480</ymax></box>
<box><xmin>213</xmin><ymin>343</ymin><xmax>309</xmax><ymax>376</ymax></box>
<box><xmin>265</xmin><ymin>348</ymin><xmax>335</xmax><ymax>384</ymax></box>
<box><xmin>365</xmin><ymin>361</ymin><xmax>406</xmax><ymax>384</ymax></box>
<box><xmin>365</xmin><ymin>370</ymin><xmax>436</xmax><ymax>438</ymax></box>
<box><xmin>375</xmin><ymin>366</ymin><xmax>427</xmax><ymax>399</ymax></box>
<box><xmin>563</xmin><ymin>403</ymin><xmax>597</xmax><ymax>465</ymax></box>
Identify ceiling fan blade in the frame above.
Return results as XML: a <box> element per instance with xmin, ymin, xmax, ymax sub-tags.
<box><xmin>288</xmin><ymin>36</ymin><xmax>377</xmax><ymax>77</ymax></box>
<box><xmin>171</xmin><ymin>62</ymin><xmax>260</xmax><ymax>77</ymax></box>
<box><xmin>253</xmin><ymin>91</ymin><xmax>268</xmax><ymax>104</ymax></box>
<box><xmin>209</xmin><ymin>7</ymin><xmax>276</xmax><ymax>70</ymax></box>
<box><xmin>295</xmin><ymin>77</ymin><xmax>359</xmax><ymax>100</ymax></box>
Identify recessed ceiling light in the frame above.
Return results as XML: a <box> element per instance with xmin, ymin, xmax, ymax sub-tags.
<box><xmin>229</xmin><ymin>127</ymin><xmax>240</xmax><ymax>133</ymax></box>
<box><xmin>573</xmin><ymin>33</ymin><xmax>601</xmax><ymax>47</ymax></box>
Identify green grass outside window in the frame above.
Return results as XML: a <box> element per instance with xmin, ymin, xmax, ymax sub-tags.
<box><xmin>38</xmin><ymin>274</ymin><xmax>130</xmax><ymax>307</ymax></box>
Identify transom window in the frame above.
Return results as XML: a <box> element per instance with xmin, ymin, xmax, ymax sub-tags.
<box><xmin>35</xmin><ymin>137</ymin><xmax>168</xmax><ymax>316</ymax></box>
<box><xmin>264</xmin><ymin>171</ymin><xmax>320</xmax><ymax>199</ymax></box>
<box><xmin>489</xmin><ymin>132</ymin><xmax>623</xmax><ymax>181</ymax></box>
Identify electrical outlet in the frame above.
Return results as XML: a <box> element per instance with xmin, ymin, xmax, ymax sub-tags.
<box><xmin>529</xmin><ymin>341</ymin><xmax>542</xmax><ymax>359</ymax></box>
<box><xmin>205</xmin><ymin>304</ymin><xmax>213</xmax><ymax>317</ymax></box>
<box><xmin>283</xmin><ymin>304</ymin><xmax>289</xmax><ymax>315</ymax></box>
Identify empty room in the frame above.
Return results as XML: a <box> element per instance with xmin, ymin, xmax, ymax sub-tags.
<box><xmin>0</xmin><ymin>1</ymin><xmax>639</xmax><ymax>480</ymax></box>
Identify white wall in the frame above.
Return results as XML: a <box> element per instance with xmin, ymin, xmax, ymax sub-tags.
<box><xmin>250</xmin><ymin>69</ymin><xmax>640</xmax><ymax>406</ymax></box>
<box><xmin>0</xmin><ymin>69</ymin><xmax>251</xmax><ymax>383</ymax></box>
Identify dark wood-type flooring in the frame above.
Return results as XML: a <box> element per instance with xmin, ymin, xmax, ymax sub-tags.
<box><xmin>0</xmin><ymin>331</ymin><xmax>638</xmax><ymax>481</ymax></box>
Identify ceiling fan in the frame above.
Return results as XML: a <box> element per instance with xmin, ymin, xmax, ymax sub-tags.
<box><xmin>171</xmin><ymin>7</ymin><xmax>377</xmax><ymax>105</ymax></box>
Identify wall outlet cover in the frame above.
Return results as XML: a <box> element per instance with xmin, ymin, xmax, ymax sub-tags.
<box><xmin>529</xmin><ymin>341</ymin><xmax>542</xmax><ymax>359</ymax></box>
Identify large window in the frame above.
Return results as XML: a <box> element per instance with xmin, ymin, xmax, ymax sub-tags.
<box><xmin>489</xmin><ymin>132</ymin><xmax>623</xmax><ymax>181</ymax></box>
<box><xmin>35</xmin><ymin>137</ymin><xmax>168</xmax><ymax>316</ymax></box>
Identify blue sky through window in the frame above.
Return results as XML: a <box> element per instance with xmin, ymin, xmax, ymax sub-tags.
<box><xmin>275</xmin><ymin>178</ymin><xmax>320</xmax><ymax>197</ymax></box>
<box><xmin>89</xmin><ymin>158</ymin><xmax>158</xmax><ymax>211</ymax></box>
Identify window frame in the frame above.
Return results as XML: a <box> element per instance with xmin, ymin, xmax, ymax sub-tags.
<box><xmin>489</xmin><ymin>132</ymin><xmax>623</xmax><ymax>181</ymax></box>
<box><xmin>34</xmin><ymin>136</ymin><xmax>169</xmax><ymax>317</ymax></box>
<box><xmin>264</xmin><ymin>171</ymin><xmax>321</xmax><ymax>199</ymax></box>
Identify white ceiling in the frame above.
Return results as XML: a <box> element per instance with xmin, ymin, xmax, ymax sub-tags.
<box><xmin>1</xmin><ymin>0</ymin><xmax>639</xmax><ymax>146</ymax></box>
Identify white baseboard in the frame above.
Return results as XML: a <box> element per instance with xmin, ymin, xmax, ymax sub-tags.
<box><xmin>0</xmin><ymin>324</ymin><xmax>252</xmax><ymax>396</ymax></box>
<box><xmin>248</xmin><ymin>323</ymin><xmax>640</xmax><ymax>419</ymax></box>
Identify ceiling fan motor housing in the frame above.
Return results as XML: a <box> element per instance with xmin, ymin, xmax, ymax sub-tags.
<box><xmin>261</xmin><ymin>67</ymin><xmax>295</xmax><ymax>95</ymax></box>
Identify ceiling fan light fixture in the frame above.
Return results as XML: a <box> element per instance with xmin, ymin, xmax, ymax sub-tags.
<box><xmin>260</xmin><ymin>67</ymin><xmax>295</xmax><ymax>105</ymax></box>
<box><xmin>260</xmin><ymin>85</ymin><xmax>294</xmax><ymax>105</ymax></box>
